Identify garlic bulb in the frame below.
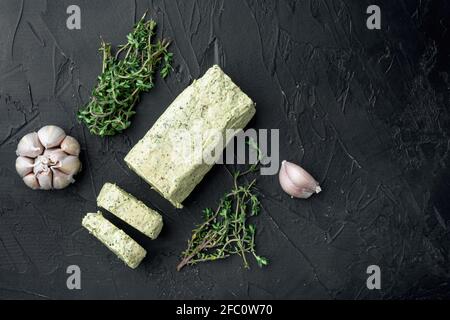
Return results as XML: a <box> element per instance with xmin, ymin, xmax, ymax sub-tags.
<box><xmin>15</xmin><ymin>125</ymin><xmax>82</xmax><ymax>190</ymax></box>
<box><xmin>279</xmin><ymin>160</ymin><xmax>322</xmax><ymax>199</ymax></box>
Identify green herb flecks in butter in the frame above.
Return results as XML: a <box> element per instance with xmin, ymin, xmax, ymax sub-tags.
<box><xmin>82</xmin><ymin>211</ymin><xmax>146</xmax><ymax>269</ymax></box>
<box><xmin>124</xmin><ymin>65</ymin><xmax>256</xmax><ymax>208</ymax></box>
<box><xmin>97</xmin><ymin>183</ymin><xmax>163</xmax><ymax>239</ymax></box>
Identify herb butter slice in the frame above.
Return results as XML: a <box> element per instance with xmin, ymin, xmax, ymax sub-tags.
<box><xmin>82</xmin><ymin>211</ymin><xmax>146</xmax><ymax>269</ymax></box>
<box><xmin>124</xmin><ymin>65</ymin><xmax>256</xmax><ymax>208</ymax></box>
<box><xmin>97</xmin><ymin>183</ymin><xmax>163</xmax><ymax>239</ymax></box>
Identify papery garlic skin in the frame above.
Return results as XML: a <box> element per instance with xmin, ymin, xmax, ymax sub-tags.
<box><xmin>16</xmin><ymin>132</ymin><xmax>44</xmax><ymax>158</ymax></box>
<box><xmin>52</xmin><ymin>168</ymin><xmax>75</xmax><ymax>190</ymax></box>
<box><xmin>23</xmin><ymin>173</ymin><xmax>40</xmax><ymax>190</ymax></box>
<box><xmin>42</xmin><ymin>148</ymin><xmax>81</xmax><ymax>176</ymax></box>
<box><xmin>279</xmin><ymin>160</ymin><xmax>321</xmax><ymax>199</ymax></box>
<box><xmin>36</xmin><ymin>168</ymin><xmax>53</xmax><ymax>190</ymax></box>
<box><xmin>60</xmin><ymin>136</ymin><xmax>81</xmax><ymax>156</ymax></box>
<box><xmin>38</xmin><ymin>125</ymin><xmax>66</xmax><ymax>148</ymax></box>
<box><xmin>15</xmin><ymin>126</ymin><xmax>81</xmax><ymax>190</ymax></box>
<box><xmin>16</xmin><ymin>156</ymin><xmax>34</xmax><ymax>177</ymax></box>
<box><xmin>43</xmin><ymin>148</ymin><xmax>68</xmax><ymax>164</ymax></box>
<box><xmin>56</xmin><ymin>155</ymin><xmax>82</xmax><ymax>176</ymax></box>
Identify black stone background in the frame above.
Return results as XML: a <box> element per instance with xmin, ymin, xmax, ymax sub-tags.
<box><xmin>0</xmin><ymin>0</ymin><xmax>449</xmax><ymax>299</ymax></box>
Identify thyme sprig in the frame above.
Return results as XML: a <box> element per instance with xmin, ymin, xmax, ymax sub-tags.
<box><xmin>177</xmin><ymin>141</ymin><xmax>268</xmax><ymax>271</ymax></box>
<box><xmin>77</xmin><ymin>12</ymin><xmax>173</xmax><ymax>136</ymax></box>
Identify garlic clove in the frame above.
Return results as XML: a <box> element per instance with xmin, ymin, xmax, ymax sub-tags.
<box><xmin>60</xmin><ymin>136</ymin><xmax>81</xmax><ymax>156</ymax></box>
<box><xmin>16</xmin><ymin>156</ymin><xmax>35</xmax><ymax>178</ymax></box>
<box><xmin>37</xmin><ymin>125</ymin><xmax>66</xmax><ymax>148</ymax></box>
<box><xmin>36</xmin><ymin>169</ymin><xmax>53</xmax><ymax>190</ymax></box>
<box><xmin>56</xmin><ymin>155</ymin><xmax>82</xmax><ymax>176</ymax></box>
<box><xmin>51</xmin><ymin>168</ymin><xmax>75</xmax><ymax>190</ymax></box>
<box><xmin>279</xmin><ymin>160</ymin><xmax>321</xmax><ymax>199</ymax></box>
<box><xmin>16</xmin><ymin>132</ymin><xmax>44</xmax><ymax>158</ymax></box>
<box><xmin>282</xmin><ymin>161</ymin><xmax>321</xmax><ymax>193</ymax></box>
<box><xmin>23</xmin><ymin>173</ymin><xmax>40</xmax><ymax>190</ymax></box>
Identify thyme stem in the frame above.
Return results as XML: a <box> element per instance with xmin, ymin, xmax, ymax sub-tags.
<box><xmin>177</xmin><ymin>140</ymin><xmax>268</xmax><ymax>271</ymax></box>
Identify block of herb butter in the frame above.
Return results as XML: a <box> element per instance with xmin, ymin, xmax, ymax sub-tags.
<box><xmin>82</xmin><ymin>211</ymin><xmax>146</xmax><ymax>269</ymax></box>
<box><xmin>124</xmin><ymin>65</ymin><xmax>256</xmax><ymax>208</ymax></box>
<box><xmin>97</xmin><ymin>183</ymin><xmax>163</xmax><ymax>239</ymax></box>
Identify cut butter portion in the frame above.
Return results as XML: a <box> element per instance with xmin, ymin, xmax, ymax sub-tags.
<box><xmin>97</xmin><ymin>183</ymin><xmax>163</xmax><ymax>239</ymax></box>
<box><xmin>124</xmin><ymin>65</ymin><xmax>256</xmax><ymax>208</ymax></box>
<box><xmin>82</xmin><ymin>211</ymin><xmax>146</xmax><ymax>269</ymax></box>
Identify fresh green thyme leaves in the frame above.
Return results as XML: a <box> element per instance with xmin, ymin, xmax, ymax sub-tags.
<box><xmin>177</xmin><ymin>139</ymin><xmax>268</xmax><ymax>271</ymax></box>
<box><xmin>77</xmin><ymin>13</ymin><xmax>173</xmax><ymax>136</ymax></box>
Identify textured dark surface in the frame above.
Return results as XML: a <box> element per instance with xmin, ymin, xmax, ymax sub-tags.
<box><xmin>0</xmin><ymin>0</ymin><xmax>449</xmax><ymax>299</ymax></box>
